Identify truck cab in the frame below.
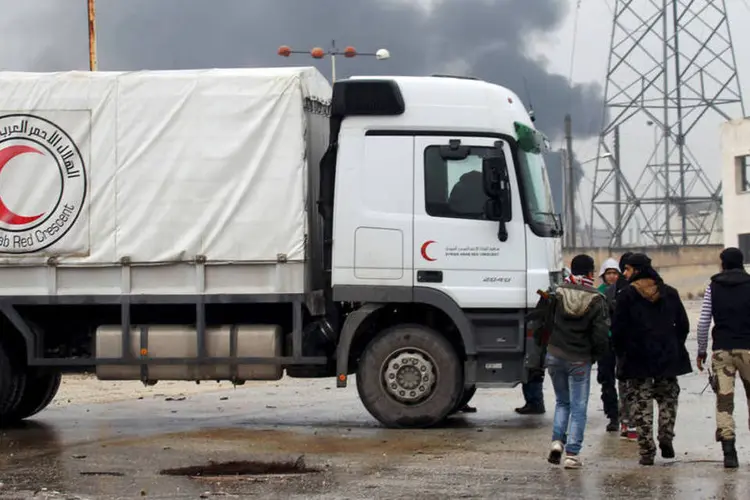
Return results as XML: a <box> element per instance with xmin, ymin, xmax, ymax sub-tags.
<box><xmin>319</xmin><ymin>76</ymin><xmax>563</xmax><ymax>427</ymax></box>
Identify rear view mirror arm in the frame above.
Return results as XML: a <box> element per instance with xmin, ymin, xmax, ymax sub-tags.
<box><xmin>498</xmin><ymin>220</ymin><xmax>508</xmax><ymax>242</ymax></box>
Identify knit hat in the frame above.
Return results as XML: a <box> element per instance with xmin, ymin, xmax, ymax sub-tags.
<box><xmin>720</xmin><ymin>247</ymin><xmax>744</xmax><ymax>270</ymax></box>
<box><xmin>627</xmin><ymin>253</ymin><xmax>652</xmax><ymax>272</ymax></box>
<box><xmin>598</xmin><ymin>257</ymin><xmax>620</xmax><ymax>278</ymax></box>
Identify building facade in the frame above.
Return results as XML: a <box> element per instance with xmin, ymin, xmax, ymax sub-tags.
<box><xmin>721</xmin><ymin>118</ymin><xmax>750</xmax><ymax>255</ymax></box>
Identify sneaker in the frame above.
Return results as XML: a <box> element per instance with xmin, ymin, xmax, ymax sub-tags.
<box><xmin>627</xmin><ymin>428</ymin><xmax>637</xmax><ymax>442</ymax></box>
<box><xmin>659</xmin><ymin>441</ymin><xmax>675</xmax><ymax>459</ymax></box>
<box><xmin>639</xmin><ymin>454</ymin><xmax>655</xmax><ymax>466</ymax></box>
<box><xmin>515</xmin><ymin>404</ymin><xmax>545</xmax><ymax>415</ymax></box>
<box><xmin>619</xmin><ymin>423</ymin><xmax>629</xmax><ymax>440</ymax></box>
<box><xmin>606</xmin><ymin>418</ymin><xmax>619</xmax><ymax>432</ymax></box>
<box><xmin>564</xmin><ymin>454</ymin><xmax>583</xmax><ymax>469</ymax></box>
<box><xmin>548</xmin><ymin>440</ymin><xmax>564</xmax><ymax>465</ymax></box>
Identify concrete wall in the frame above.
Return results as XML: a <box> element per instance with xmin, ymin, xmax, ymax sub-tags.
<box><xmin>721</xmin><ymin>118</ymin><xmax>750</xmax><ymax>249</ymax></box>
<box><xmin>563</xmin><ymin>245</ymin><xmax>724</xmax><ymax>297</ymax></box>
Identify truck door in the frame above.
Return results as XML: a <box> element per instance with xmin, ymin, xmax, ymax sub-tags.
<box><xmin>413</xmin><ymin>136</ymin><xmax>527</xmax><ymax>309</ymax></box>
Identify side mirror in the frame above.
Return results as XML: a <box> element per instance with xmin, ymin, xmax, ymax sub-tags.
<box><xmin>482</xmin><ymin>149</ymin><xmax>511</xmax><ymax>243</ymax></box>
<box><xmin>482</xmin><ymin>155</ymin><xmax>505</xmax><ymax>198</ymax></box>
<box><xmin>482</xmin><ymin>152</ymin><xmax>512</xmax><ymax>223</ymax></box>
<box><xmin>484</xmin><ymin>199</ymin><xmax>503</xmax><ymax>221</ymax></box>
<box><xmin>485</xmin><ymin>198</ymin><xmax>509</xmax><ymax>242</ymax></box>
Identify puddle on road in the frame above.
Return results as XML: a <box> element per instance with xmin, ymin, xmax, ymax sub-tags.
<box><xmin>110</xmin><ymin>427</ymin><xmax>471</xmax><ymax>456</ymax></box>
<box><xmin>160</xmin><ymin>456</ymin><xmax>318</xmax><ymax>478</ymax></box>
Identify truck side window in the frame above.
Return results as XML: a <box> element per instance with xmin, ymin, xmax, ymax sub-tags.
<box><xmin>424</xmin><ymin>145</ymin><xmax>491</xmax><ymax>220</ymax></box>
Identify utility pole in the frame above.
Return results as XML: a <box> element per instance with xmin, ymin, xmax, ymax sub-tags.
<box><xmin>561</xmin><ymin>148</ymin><xmax>568</xmax><ymax>247</ymax></box>
<box><xmin>565</xmin><ymin>114</ymin><xmax>575</xmax><ymax>249</ymax></box>
<box><xmin>88</xmin><ymin>0</ymin><xmax>98</xmax><ymax>71</ymax></box>
<box><xmin>613</xmin><ymin>125</ymin><xmax>622</xmax><ymax>247</ymax></box>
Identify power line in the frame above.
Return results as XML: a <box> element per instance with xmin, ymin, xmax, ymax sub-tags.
<box><xmin>567</xmin><ymin>0</ymin><xmax>583</xmax><ymax>85</ymax></box>
<box><xmin>557</xmin><ymin>0</ymin><xmax>584</xmax><ymax>152</ymax></box>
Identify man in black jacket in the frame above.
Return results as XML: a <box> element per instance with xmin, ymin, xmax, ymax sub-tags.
<box><xmin>696</xmin><ymin>247</ymin><xmax>750</xmax><ymax>468</ymax></box>
<box><xmin>612</xmin><ymin>253</ymin><xmax>691</xmax><ymax>466</ymax></box>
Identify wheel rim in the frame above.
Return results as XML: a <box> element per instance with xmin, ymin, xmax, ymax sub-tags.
<box><xmin>381</xmin><ymin>348</ymin><xmax>437</xmax><ymax>404</ymax></box>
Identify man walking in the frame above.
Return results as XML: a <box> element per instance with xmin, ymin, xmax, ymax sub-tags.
<box><xmin>612</xmin><ymin>253</ymin><xmax>691</xmax><ymax>465</ymax></box>
<box><xmin>545</xmin><ymin>254</ymin><xmax>610</xmax><ymax>469</ymax></box>
<box><xmin>696</xmin><ymin>247</ymin><xmax>750</xmax><ymax>469</ymax></box>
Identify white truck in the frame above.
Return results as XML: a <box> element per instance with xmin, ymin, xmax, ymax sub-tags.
<box><xmin>0</xmin><ymin>67</ymin><xmax>562</xmax><ymax>428</ymax></box>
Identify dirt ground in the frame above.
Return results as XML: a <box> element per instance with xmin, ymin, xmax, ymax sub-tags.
<box><xmin>2</xmin><ymin>300</ymin><xmax>749</xmax><ymax>499</ymax></box>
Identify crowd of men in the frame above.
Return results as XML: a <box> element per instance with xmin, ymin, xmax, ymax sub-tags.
<box><xmin>514</xmin><ymin>248</ymin><xmax>750</xmax><ymax>470</ymax></box>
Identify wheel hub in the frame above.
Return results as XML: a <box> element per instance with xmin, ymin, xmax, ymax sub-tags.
<box><xmin>382</xmin><ymin>350</ymin><xmax>436</xmax><ymax>404</ymax></box>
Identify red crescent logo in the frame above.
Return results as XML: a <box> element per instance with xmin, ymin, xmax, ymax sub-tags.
<box><xmin>420</xmin><ymin>240</ymin><xmax>437</xmax><ymax>262</ymax></box>
<box><xmin>0</xmin><ymin>145</ymin><xmax>45</xmax><ymax>225</ymax></box>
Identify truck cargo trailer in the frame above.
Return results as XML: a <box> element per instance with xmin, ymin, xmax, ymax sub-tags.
<box><xmin>0</xmin><ymin>67</ymin><xmax>562</xmax><ymax>428</ymax></box>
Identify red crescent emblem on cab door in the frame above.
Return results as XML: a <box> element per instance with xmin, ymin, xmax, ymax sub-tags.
<box><xmin>420</xmin><ymin>240</ymin><xmax>437</xmax><ymax>262</ymax></box>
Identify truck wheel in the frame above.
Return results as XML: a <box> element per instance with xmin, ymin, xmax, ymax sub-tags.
<box><xmin>448</xmin><ymin>385</ymin><xmax>477</xmax><ymax>416</ymax></box>
<box><xmin>0</xmin><ymin>342</ymin><xmax>27</xmax><ymax>426</ymax></box>
<box><xmin>356</xmin><ymin>324</ymin><xmax>462</xmax><ymax>428</ymax></box>
<box><xmin>4</xmin><ymin>369</ymin><xmax>62</xmax><ymax>423</ymax></box>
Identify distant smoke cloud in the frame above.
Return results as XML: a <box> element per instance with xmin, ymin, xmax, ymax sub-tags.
<box><xmin>0</xmin><ymin>0</ymin><xmax>605</xmax><ymax>141</ymax></box>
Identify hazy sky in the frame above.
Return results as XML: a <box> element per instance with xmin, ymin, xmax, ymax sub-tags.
<box><xmin>1</xmin><ymin>0</ymin><xmax>748</xmax><ymax>233</ymax></box>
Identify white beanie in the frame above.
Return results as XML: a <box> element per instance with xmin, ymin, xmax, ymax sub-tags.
<box><xmin>598</xmin><ymin>257</ymin><xmax>621</xmax><ymax>278</ymax></box>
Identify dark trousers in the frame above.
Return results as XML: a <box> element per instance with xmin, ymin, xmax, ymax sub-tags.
<box><xmin>597</xmin><ymin>347</ymin><xmax>619</xmax><ymax>421</ymax></box>
<box><xmin>523</xmin><ymin>368</ymin><xmax>545</xmax><ymax>407</ymax></box>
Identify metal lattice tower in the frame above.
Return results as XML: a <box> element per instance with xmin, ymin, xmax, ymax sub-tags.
<box><xmin>590</xmin><ymin>0</ymin><xmax>745</xmax><ymax>247</ymax></box>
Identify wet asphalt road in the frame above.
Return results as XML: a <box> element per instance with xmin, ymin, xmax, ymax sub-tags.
<box><xmin>2</xmin><ymin>336</ymin><xmax>750</xmax><ymax>498</ymax></box>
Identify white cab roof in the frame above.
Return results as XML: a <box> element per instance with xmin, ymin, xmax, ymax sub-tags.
<box><xmin>346</xmin><ymin>75</ymin><xmax>537</xmax><ymax>137</ymax></box>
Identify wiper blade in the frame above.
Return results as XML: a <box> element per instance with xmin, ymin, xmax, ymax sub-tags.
<box><xmin>533</xmin><ymin>211</ymin><xmax>564</xmax><ymax>235</ymax></box>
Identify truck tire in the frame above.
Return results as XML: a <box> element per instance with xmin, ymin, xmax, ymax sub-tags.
<box><xmin>4</xmin><ymin>369</ymin><xmax>62</xmax><ymax>423</ymax></box>
<box><xmin>0</xmin><ymin>342</ymin><xmax>26</xmax><ymax>426</ymax></box>
<box><xmin>448</xmin><ymin>385</ymin><xmax>477</xmax><ymax>416</ymax></box>
<box><xmin>356</xmin><ymin>324</ymin><xmax>463</xmax><ymax>428</ymax></box>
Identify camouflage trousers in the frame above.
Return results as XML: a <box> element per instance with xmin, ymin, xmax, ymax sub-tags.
<box><xmin>619</xmin><ymin>379</ymin><xmax>635</xmax><ymax>425</ymax></box>
<box><xmin>712</xmin><ymin>350</ymin><xmax>750</xmax><ymax>442</ymax></box>
<box><xmin>630</xmin><ymin>377</ymin><xmax>680</xmax><ymax>457</ymax></box>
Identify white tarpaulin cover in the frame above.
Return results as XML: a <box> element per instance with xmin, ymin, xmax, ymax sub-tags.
<box><xmin>0</xmin><ymin>67</ymin><xmax>331</xmax><ymax>265</ymax></box>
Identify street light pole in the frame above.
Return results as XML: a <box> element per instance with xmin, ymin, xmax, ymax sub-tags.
<box><xmin>331</xmin><ymin>49</ymin><xmax>337</xmax><ymax>83</ymax></box>
<box><xmin>278</xmin><ymin>40</ymin><xmax>390</xmax><ymax>83</ymax></box>
<box><xmin>565</xmin><ymin>115</ymin><xmax>575</xmax><ymax>249</ymax></box>
<box><xmin>88</xmin><ymin>0</ymin><xmax>97</xmax><ymax>71</ymax></box>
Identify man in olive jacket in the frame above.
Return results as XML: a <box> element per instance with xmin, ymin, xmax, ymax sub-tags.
<box><xmin>545</xmin><ymin>254</ymin><xmax>610</xmax><ymax>469</ymax></box>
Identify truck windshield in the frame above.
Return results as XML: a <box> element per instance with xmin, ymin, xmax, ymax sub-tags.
<box><xmin>515</xmin><ymin>122</ymin><xmax>561</xmax><ymax>236</ymax></box>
